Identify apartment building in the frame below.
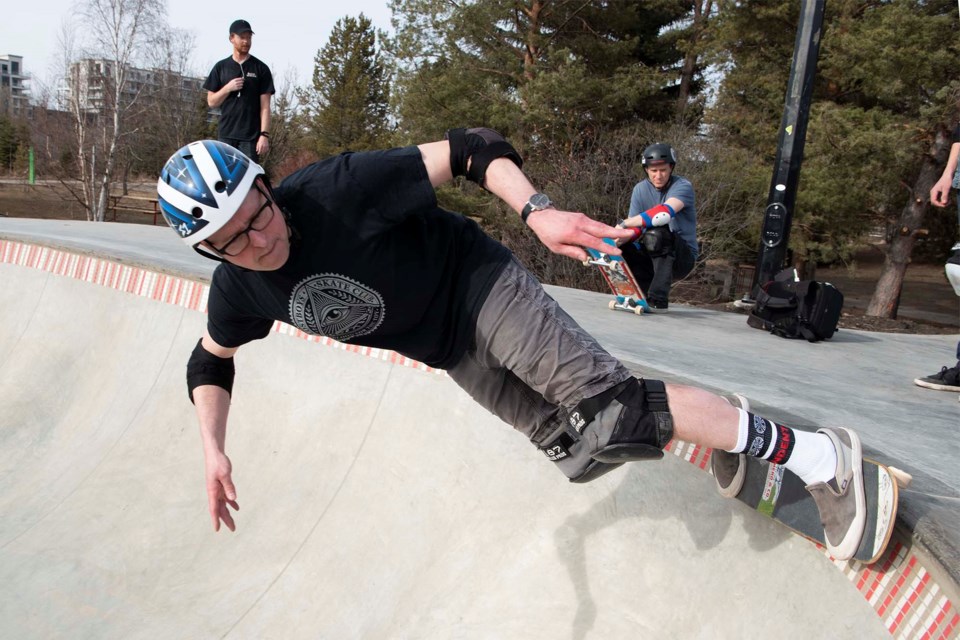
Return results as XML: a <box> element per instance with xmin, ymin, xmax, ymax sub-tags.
<box><xmin>63</xmin><ymin>58</ymin><xmax>203</xmax><ymax>114</ymax></box>
<box><xmin>0</xmin><ymin>54</ymin><xmax>30</xmax><ymax>116</ymax></box>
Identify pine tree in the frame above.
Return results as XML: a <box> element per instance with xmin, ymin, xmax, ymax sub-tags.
<box><xmin>388</xmin><ymin>0</ymin><xmax>694</xmax><ymax>147</ymax></box>
<box><xmin>298</xmin><ymin>14</ymin><xmax>391</xmax><ymax>157</ymax></box>
<box><xmin>707</xmin><ymin>0</ymin><xmax>960</xmax><ymax>316</ymax></box>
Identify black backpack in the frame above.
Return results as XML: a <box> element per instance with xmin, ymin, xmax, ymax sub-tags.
<box><xmin>747</xmin><ymin>269</ymin><xmax>844</xmax><ymax>342</ymax></box>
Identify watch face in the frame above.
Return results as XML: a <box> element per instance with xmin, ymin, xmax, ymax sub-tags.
<box><xmin>529</xmin><ymin>193</ymin><xmax>552</xmax><ymax>209</ymax></box>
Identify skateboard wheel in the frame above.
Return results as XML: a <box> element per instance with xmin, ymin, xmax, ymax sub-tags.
<box><xmin>608</xmin><ymin>300</ymin><xmax>617</xmax><ymax>310</ymax></box>
<box><xmin>887</xmin><ymin>466</ymin><xmax>913</xmax><ymax>489</ymax></box>
<box><xmin>633</xmin><ymin>305</ymin><xmax>644</xmax><ymax>315</ymax></box>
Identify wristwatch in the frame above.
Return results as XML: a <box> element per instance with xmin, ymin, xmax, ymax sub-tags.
<box><xmin>521</xmin><ymin>193</ymin><xmax>553</xmax><ymax>224</ymax></box>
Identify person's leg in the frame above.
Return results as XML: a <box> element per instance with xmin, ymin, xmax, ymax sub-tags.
<box><xmin>451</xmin><ymin>257</ymin><xmax>634</xmax><ymax>482</ymax></box>
<box><xmin>621</xmin><ymin>242</ymin><xmax>654</xmax><ymax>294</ymax></box>
<box><xmin>218</xmin><ymin>137</ymin><xmax>259</xmax><ymax>163</ymax></box>
<box><xmin>464</xmin><ymin>258</ymin><xmax>866</xmax><ymax>557</ymax></box>
<box><xmin>678</xmin><ymin>383</ymin><xmax>866</xmax><ymax>559</ymax></box>
<box><xmin>638</xmin><ymin>228</ymin><xmax>677</xmax><ymax>307</ymax></box>
<box><xmin>672</xmin><ymin>240</ymin><xmax>696</xmax><ymax>281</ymax></box>
<box><xmin>235</xmin><ymin>139</ymin><xmax>259</xmax><ymax>164</ymax></box>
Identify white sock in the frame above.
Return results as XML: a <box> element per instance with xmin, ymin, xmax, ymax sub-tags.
<box><xmin>783</xmin><ymin>431</ymin><xmax>837</xmax><ymax>486</ymax></box>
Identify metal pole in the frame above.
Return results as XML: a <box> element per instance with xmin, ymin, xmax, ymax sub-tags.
<box><xmin>744</xmin><ymin>0</ymin><xmax>826</xmax><ymax>300</ymax></box>
<box><xmin>28</xmin><ymin>147</ymin><xmax>34</xmax><ymax>184</ymax></box>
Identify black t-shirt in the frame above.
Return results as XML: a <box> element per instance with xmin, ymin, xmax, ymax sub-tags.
<box><xmin>953</xmin><ymin>124</ymin><xmax>959</xmax><ymax>144</ymax></box>
<box><xmin>206</xmin><ymin>146</ymin><xmax>512</xmax><ymax>369</ymax></box>
<box><xmin>203</xmin><ymin>55</ymin><xmax>275</xmax><ymax>141</ymax></box>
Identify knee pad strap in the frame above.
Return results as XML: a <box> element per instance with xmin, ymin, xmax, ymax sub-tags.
<box><xmin>589</xmin><ymin>378</ymin><xmax>674</xmax><ymax>463</ymax></box>
<box><xmin>536</xmin><ymin>422</ymin><xmax>623</xmax><ymax>484</ymax></box>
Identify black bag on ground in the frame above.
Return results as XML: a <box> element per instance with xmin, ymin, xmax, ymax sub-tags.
<box><xmin>747</xmin><ymin>268</ymin><xmax>844</xmax><ymax>342</ymax></box>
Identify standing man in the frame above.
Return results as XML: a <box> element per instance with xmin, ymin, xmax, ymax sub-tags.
<box><xmin>156</xmin><ymin>131</ymin><xmax>868</xmax><ymax>561</ymax></box>
<box><xmin>204</xmin><ymin>19</ymin><xmax>275</xmax><ymax>163</ymax></box>
<box><xmin>620</xmin><ymin>143</ymin><xmax>698</xmax><ymax>311</ymax></box>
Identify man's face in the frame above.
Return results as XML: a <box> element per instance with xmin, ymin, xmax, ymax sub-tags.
<box><xmin>645</xmin><ymin>161</ymin><xmax>673</xmax><ymax>190</ymax></box>
<box><xmin>203</xmin><ymin>181</ymin><xmax>289</xmax><ymax>271</ymax></box>
<box><xmin>230</xmin><ymin>31</ymin><xmax>252</xmax><ymax>55</ymax></box>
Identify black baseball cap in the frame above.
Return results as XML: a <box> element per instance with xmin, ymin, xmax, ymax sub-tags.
<box><xmin>229</xmin><ymin>19</ymin><xmax>254</xmax><ymax>35</ymax></box>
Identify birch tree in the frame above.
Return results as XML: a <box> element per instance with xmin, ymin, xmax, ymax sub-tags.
<box><xmin>66</xmin><ymin>0</ymin><xmax>164</xmax><ymax>221</ymax></box>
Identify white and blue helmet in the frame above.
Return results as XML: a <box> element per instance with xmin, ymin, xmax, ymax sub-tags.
<box><xmin>157</xmin><ymin>140</ymin><xmax>264</xmax><ymax>246</ymax></box>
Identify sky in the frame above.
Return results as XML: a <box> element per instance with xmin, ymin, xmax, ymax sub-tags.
<box><xmin>1</xmin><ymin>0</ymin><xmax>394</xmax><ymax>97</ymax></box>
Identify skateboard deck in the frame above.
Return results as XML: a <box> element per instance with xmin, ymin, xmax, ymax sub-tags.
<box><xmin>723</xmin><ymin>452</ymin><xmax>906</xmax><ymax>564</ymax></box>
<box><xmin>585</xmin><ymin>239</ymin><xmax>649</xmax><ymax>315</ymax></box>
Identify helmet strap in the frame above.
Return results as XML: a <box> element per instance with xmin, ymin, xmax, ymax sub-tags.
<box><xmin>193</xmin><ymin>244</ymin><xmax>226</xmax><ymax>262</ymax></box>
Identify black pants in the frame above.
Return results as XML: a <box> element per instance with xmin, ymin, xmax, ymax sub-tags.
<box><xmin>219</xmin><ymin>137</ymin><xmax>259</xmax><ymax>164</ymax></box>
<box><xmin>621</xmin><ymin>231</ymin><xmax>696</xmax><ymax>303</ymax></box>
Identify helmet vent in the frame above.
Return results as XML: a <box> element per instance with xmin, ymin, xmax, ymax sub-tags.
<box><xmin>191</xmin><ymin>207</ymin><xmax>203</xmax><ymax>218</ymax></box>
<box><xmin>214</xmin><ymin>180</ymin><xmax>226</xmax><ymax>193</ymax></box>
<box><xmin>183</xmin><ymin>154</ymin><xmax>193</xmax><ymax>160</ymax></box>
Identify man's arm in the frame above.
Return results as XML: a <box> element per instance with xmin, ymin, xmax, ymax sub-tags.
<box><xmin>931</xmin><ymin>141</ymin><xmax>960</xmax><ymax>208</ymax></box>
<box><xmin>207</xmin><ymin>78</ymin><xmax>243</xmax><ymax>108</ymax></box>
<box><xmin>417</xmin><ymin>138</ymin><xmax>633</xmax><ymax>261</ymax></box>
<box><xmin>256</xmin><ymin>93</ymin><xmax>271</xmax><ymax>157</ymax></box>
<box><xmin>192</xmin><ymin>331</ymin><xmax>240</xmax><ymax>531</ymax></box>
<box><xmin>624</xmin><ymin>179</ymin><xmax>688</xmax><ymax>230</ymax></box>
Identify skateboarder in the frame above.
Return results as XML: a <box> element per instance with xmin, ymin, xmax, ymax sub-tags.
<box><xmin>156</xmin><ymin>130</ymin><xmax>867</xmax><ymax>560</ymax></box>
<box><xmin>619</xmin><ymin>143</ymin><xmax>698</xmax><ymax>310</ymax></box>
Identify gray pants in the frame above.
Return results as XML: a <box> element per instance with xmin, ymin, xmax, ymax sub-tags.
<box><xmin>448</xmin><ymin>257</ymin><xmax>632</xmax><ymax>446</ymax></box>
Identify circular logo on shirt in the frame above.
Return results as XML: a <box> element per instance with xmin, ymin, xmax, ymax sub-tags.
<box><xmin>289</xmin><ymin>274</ymin><xmax>385</xmax><ymax>341</ymax></box>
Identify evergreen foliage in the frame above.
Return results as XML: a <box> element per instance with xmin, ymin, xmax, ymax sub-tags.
<box><xmin>297</xmin><ymin>14</ymin><xmax>391</xmax><ymax>157</ymax></box>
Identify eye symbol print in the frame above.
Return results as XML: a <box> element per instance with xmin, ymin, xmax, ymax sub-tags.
<box><xmin>289</xmin><ymin>275</ymin><xmax>385</xmax><ymax>341</ymax></box>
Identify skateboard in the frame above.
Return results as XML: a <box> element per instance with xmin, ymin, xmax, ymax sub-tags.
<box><xmin>722</xmin><ymin>451</ymin><xmax>909</xmax><ymax>564</ymax></box>
<box><xmin>585</xmin><ymin>238</ymin><xmax>649</xmax><ymax>315</ymax></box>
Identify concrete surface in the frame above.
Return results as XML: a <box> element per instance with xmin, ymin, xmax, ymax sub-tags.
<box><xmin>1</xmin><ymin>219</ymin><xmax>958</xmax><ymax>639</ymax></box>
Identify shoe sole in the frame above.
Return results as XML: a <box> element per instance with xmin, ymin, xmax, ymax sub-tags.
<box><xmin>713</xmin><ymin>394</ymin><xmax>749</xmax><ymax>498</ymax></box>
<box><xmin>914</xmin><ymin>378</ymin><xmax>960</xmax><ymax>391</ymax></box>
<box><xmin>818</xmin><ymin>427</ymin><xmax>866</xmax><ymax>561</ymax></box>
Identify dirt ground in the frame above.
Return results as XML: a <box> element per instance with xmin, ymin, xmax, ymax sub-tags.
<box><xmin>2</xmin><ymin>179</ymin><xmax>958</xmax><ymax>335</ymax></box>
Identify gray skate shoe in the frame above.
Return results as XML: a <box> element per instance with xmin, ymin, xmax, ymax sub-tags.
<box><xmin>711</xmin><ymin>394</ymin><xmax>749</xmax><ymax>498</ymax></box>
<box><xmin>805</xmin><ymin>427</ymin><xmax>866</xmax><ymax>561</ymax></box>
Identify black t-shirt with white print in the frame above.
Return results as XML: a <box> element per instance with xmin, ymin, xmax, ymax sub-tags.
<box><xmin>203</xmin><ymin>55</ymin><xmax>275</xmax><ymax>141</ymax></box>
<box><xmin>206</xmin><ymin>146</ymin><xmax>511</xmax><ymax>369</ymax></box>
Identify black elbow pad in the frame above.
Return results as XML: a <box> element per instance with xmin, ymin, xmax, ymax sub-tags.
<box><xmin>446</xmin><ymin>127</ymin><xmax>523</xmax><ymax>188</ymax></box>
<box><xmin>186</xmin><ymin>339</ymin><xmax>236</xmax><ymax>404</ymax></box>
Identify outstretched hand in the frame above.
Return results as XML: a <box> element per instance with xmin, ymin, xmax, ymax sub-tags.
<box><xmin>205</xmin><ymin>451</ymin><xmax>239</xmax><ymax>532</ymax></box>
<box><xmin>526</xmin><ymin>209</ymin><xmax>636</xmax><ymax>261</ymax></box>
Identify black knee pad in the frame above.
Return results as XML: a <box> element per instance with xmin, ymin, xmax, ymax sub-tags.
<box><xmin>588</xmin><ymin>378</ymin><xmax>674</xmax><ymax>463</ymax></box>
<box><xmin>535</xmin><ymin>378</ymin><xmax>674</xmax><ymax>483</ymax></box>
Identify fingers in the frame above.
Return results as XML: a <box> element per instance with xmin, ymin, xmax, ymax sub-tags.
<box><xmin>219</xmin><ymin>501</ymin><xmax>237</xmax><ymax>532</ymax></box>
<box><xmin>207</xmin><ymin>480</ymin><xmax>239</xmax><ymax>532</ymax></box>
<box><xmin>532</xmin><ymin>209</ymin><xmax>638</xmax><ymax>260</ymax></box>
<box><xmin>222</xmin><ymin>477</ymin><xmax>237</xmax><ymax>503</ymax></box>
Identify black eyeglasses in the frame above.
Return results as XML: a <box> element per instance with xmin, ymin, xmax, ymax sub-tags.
<box><xmin>210</xmin><ymin>184</ymin><xmax>275</xmax><ymax>256</ymax></box>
